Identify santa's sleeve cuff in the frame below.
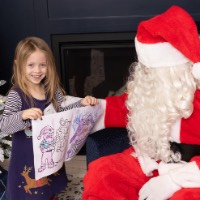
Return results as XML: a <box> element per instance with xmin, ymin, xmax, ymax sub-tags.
<box><xmin>91</xmin><ymin>93</ymin><xmax>128</xmax><ymax>133</ymax></box>
<box><xmin>105</xmin><ymin>93</ymin><xmax>128</xmax><ymax>128</ymax></box>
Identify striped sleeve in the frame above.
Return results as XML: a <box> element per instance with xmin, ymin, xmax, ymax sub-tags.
<box><xmin>0</xmin><ymin>90</ymin><xmax>30</xmax><ymax>135</ymax></box>
<box><xmin>55</xmin><ymin>90</ymin><xmax>84</xmax><ymax>112</ymax></box>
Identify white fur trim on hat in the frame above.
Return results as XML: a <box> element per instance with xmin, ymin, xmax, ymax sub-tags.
<box><xmin>192</xmin><ymin>63</ymin><xmax>200</xmax><ymax>80</ymax></box>
<box><xmin>135</xmin><ymin>37</ymin><xmax>190</xmax><ymax>68</ymax></box>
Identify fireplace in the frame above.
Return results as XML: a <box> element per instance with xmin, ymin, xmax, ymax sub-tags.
<box><xmin>51</xmin><ymin>32</ymin><xmax>136</xmax><ymax>98</ymax></box>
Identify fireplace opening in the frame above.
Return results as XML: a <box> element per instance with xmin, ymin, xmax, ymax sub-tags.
<box><xmin>51</xmin><ymin>32</ymin><xmax>136</xmax><ymax>98</ymax></box>
<box><xmin>51</xmin><ymin>32</ymin><xmax>136</xmax><ymax>154</ymax></box>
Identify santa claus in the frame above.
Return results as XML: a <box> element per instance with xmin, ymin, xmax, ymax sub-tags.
<box><xmin>83</xmin><ymin>5</ymin><xmax>200</xmax><ymax>200</ymax></box>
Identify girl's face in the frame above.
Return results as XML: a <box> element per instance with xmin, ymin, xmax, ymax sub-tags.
<box><xmin>25</xmin><ymin>50</ymin><xmax>47</xmax><ymax>86</ymax></box>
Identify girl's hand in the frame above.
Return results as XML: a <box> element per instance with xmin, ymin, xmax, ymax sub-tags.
<box><xmin>81</xmin><ymin>96</ymin><xmax>99</xmax><ymax>106</ymax></box>
<box><xmin>22</xmin><ymin>108</ymin><xmax>43</xmax><ymax>120</ymax></box>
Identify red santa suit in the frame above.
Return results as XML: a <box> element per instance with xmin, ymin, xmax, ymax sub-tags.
<box><xmin>83</xmin><ymin>5</ymin><xmax>200</xmax><ymax>200</ymax></box>
<box><xmin>83</xmin><ymin>91</ymin><xmax>200</xmax><ymax>200</ymax></box>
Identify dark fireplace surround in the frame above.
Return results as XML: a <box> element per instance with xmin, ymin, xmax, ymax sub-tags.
<box><xmin>51</xmin><ymin>32</ymin><xmax>136</xmax><ymax>98</ymax></box>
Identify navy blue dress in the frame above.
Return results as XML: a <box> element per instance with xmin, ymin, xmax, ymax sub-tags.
<box><xmin>6</xmin><ymin>88</ymin><xmax>68</xmax><ymax>200</ymax></box>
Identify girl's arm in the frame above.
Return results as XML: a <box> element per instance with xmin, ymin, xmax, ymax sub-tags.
<box><xmin>53</xmin><ymin>90</ymin><xmax>127</xmax><ymax>132</ymax></box>
<box><xmin>56</xmin><ymin>90</ymin><xmax>98</xmax><ymax>112</ymax></box>
<box><xmin>55</xmin><ymin>90</ymin><xmax>82</xmax><ymax>112</ymax></box>
<box><xmin>0</xmin><ymin>90</ymin><xmax>31</xmax><ymax>134</ymax></box>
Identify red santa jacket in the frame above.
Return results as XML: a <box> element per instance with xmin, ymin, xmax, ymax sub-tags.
<box><xmin>97</xmin><ymin>91</ymin><xmax>200</xmax><ymax>168</ymax></box>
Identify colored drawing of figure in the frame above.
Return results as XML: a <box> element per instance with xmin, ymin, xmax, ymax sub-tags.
<box><xmin>56</xmin><ymin>117</ymin><xmax>70</xmax><ymax>153</ymax></box>
<box><xmin>37</xmin><ymin>125</ymin><xmax>56</xmax><ymax>172</ymax></box>
<box><xmin>67</xmin><ymin>113</ymin><xmax>95</xmax><ymax>158</ymax></box>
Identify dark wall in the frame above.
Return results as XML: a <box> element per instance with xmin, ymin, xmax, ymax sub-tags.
<box><xmin>0</xmin><ymin>0</ymin><xmax>36</xmax><ymax>94</ymax></box>
<box><xmin>34</xmin><ymin>0</ymin><xmax>200</xmax><ymax>45</ymax></box>
<box><xmin>0</xmin><ymin>0</ymin><xmax>200</xmax><ymax>94</ymax></box>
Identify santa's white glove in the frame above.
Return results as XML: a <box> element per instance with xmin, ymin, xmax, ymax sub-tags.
<box><xmin>139</xmin><ymin>161</ymin><xmax>200</xmax><ymax>200</ymax></box>
<box><xmin>139</xmin><ymin>174</ymin><xmax>180</xmax><ymax>200</ymax></box>
<box><xmin>158</xmin><ymin>161</ymin><xmax>186</xmax><ymax>175</ymax></box>
<box><xmin>169</xmin><ymin>161</ymin><xmax>200</xmax><ymax>188</ymax></box>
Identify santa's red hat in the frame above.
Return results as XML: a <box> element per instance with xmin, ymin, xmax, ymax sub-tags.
<box><xmin>135</xmin><ymin>5</ymin><xmax>200</xmax><ymax>79</ymax></box>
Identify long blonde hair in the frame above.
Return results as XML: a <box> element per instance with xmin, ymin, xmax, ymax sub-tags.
<box><xmin>126</xmin><ymin>62</ymin><xmax>197</xmax><ymax>162</ymax></box>
<box><xmin>12</xmin><ymin>36</ymin><xmax>65</xmax><ymax>110</ymax></box>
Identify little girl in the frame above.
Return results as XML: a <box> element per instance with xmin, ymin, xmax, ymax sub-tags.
<box><xmin>0</xmin><ymin>36</ymin><xmax>98</xmax><ymax>200</ymax></box>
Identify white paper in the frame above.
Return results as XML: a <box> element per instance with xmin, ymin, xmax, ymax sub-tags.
<box><xmin>32</xmin><ymin>103</ymin><xmax>103</xmax><ymax>180</ymax></box>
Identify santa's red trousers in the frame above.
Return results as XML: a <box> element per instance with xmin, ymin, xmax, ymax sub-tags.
<box><xmin>83</xmin><ymin>147</ymin><xmax>200</xmax><ymax>200</ymax></box>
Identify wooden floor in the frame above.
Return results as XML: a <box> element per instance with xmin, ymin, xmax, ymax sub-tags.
<box><xmin>65</xmin><ymin>155</ymin><xmax>87</xmax><ymax>178</ymax></box>
<box><xmin>58</xmin><ymin>155</ymin><xmax>87</xmax><ymax>200</ymax></box>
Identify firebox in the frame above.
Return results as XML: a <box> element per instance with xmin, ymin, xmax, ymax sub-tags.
<box><xmin>51</xmin><ymin>32</ymin><xmax>136</xmax><ymax>98</ymax></box>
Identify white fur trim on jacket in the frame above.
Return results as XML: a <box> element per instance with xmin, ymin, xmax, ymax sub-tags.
<box><xmin>192</xmin><ymin>62</ymin><xmax>200</xmax><ymax>80</ymax></box>
<box><xmin>132</xmin><ymin>145</ymin><xmax>159</xmax><ymax>176</ymax></box>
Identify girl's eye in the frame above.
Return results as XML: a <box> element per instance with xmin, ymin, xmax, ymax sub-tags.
<box><xmin>40</xmin><ymin>64</ymin><xmax>47</xmax><ymax>68</ymax></box>
<box><xmin>28</xmin><ymin>64</ymin><xmax>34</xmax><ymax>68</ymax></box>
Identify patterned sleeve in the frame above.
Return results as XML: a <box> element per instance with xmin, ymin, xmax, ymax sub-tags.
<box><xmin>55</xmin><ymin>90</ymin><xmax>84</xmax><ymax>112</ymax></box>
<box><xmin>0</xmin><ymin>90</ymin><xmax>30</xmax><ymax>135</ymax></box>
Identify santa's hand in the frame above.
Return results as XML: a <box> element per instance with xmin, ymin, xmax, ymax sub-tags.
<box><xmin>169</xmin><ymin>161</ymin><xmax>200</xmax><ymax>188</ymax></box>
<box><xmin>139</xmin><ymin>161</ymin><xmax>200</xmax><ymax>200</ymax></box>
<box><xmin>139</xmin><ymin>174</ymin><xmax>180</xmax><ymax>200</ymax></box>
<box><xmin>158</xmin><ymin>161</ymin><xmax>186</xmax><ymax>175</ymax></box>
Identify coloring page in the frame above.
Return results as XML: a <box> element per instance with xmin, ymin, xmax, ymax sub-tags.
<box><xmin>32</xmin><ymin>103</ymin><xmax>103</xmax><ymax>180</ymax></box>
